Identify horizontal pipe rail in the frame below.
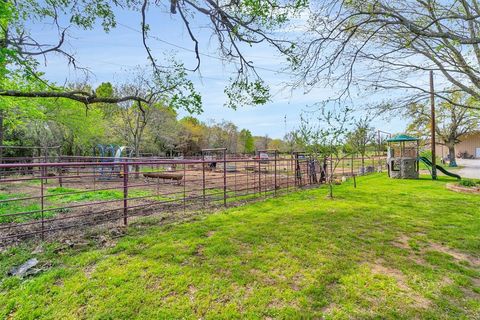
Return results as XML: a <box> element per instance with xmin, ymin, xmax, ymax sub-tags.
<box><xmin>0</xmin><ymin>155</ymin><xmax>386</xmax><ymax>244</ymax></box>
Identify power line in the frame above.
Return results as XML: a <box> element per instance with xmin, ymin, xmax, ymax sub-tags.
<box><xmin>93</xmin><ymin>59</ymin><xmax>226</xmax><ymax>82</ymax></box>
<box><xmin>117</xmin><ymin>23</ymin><xmax>296</xmax><ymax>77</ymax></box>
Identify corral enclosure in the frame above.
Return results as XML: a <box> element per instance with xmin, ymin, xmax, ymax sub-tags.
<box><xmin>0</xmin><ymin>152</ymin><xmax>386</xmax><ymax>245</ymax></box>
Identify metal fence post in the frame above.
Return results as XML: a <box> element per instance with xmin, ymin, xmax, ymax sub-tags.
<box><xmin>123</xmin><ymin>163</ymin><xmax>128</xmax><ymax>226</ymax></box>
<box><xmin>58</xmin><ymin>166</ymin><xmax>63</xmax><ymax>188</ymax></box>
<box><xmin>183</xmin><ymin>160</ymin><xmax>186</xmax><ymax>212</ymax></box>
<box><xmin>291</xmin><ymin>155</ymin><xmax>294</xmax><ymax>188</ymax></box>
<box><xmin>223</xmin><ymin>149</ymin><xmax>227</xmax><ymax>207</ymax></box>
<box><xmin>202</xmin><ymin>153</ymin><xmax>206</xmax><ymax>207</ymax></box>
<box><xmin>246</xmin><ymin>160</ymin><xmax>250</xmax><ymax>195</ymax></box>
<box><xmin>93</xmin><ymin>164</ymin><xmax>97</xmax><ymax>191</ymax></box>
<box><xmin>294</xmin><ymin>152</ymin><xmax>300</xmax><ymax>187</ymax></box>
<box><xmin>258</xmin><ymin>158</ymin><xmax>261</xmax><ymax>194</ymax></box>
<box><xmin>264</xmin><ymin>160</ymin><xmax>267</xmax><ymax>197</ymax></box>
<box><xmin>274</xmin><ymin>151</ymin><xmax>277</xmax><ymax>196</ymax></box>
<box><xmin>40</xmin><ymin>166</ymin><xmax>45</xmax><ymax>240</ymax></box>
<box><xmin>234</xmin><ymin>164</ymin><xmax>237</xmax><ymax>198</ymax></box>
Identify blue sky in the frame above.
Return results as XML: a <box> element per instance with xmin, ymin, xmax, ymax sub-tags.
<box><xmin>34</xmin><ymin>5</ymin><xmax>409</xmax><ymax>138</ymax></box>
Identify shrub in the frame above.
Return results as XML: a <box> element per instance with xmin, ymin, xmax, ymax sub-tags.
<box><xmin>459</xmin><ymin>179</ymin><xmax>477</xmax><ymax>187</ymax></box>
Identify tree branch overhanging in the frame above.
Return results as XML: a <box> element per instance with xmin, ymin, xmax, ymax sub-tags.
<box><xmin>0</xmin><ymin>90</ymin><xmax>151</xmax><ymax>105</ymax></box>
<box><xmin>293</xmin><ymin>0</ymin><xmax>480</xmax><ymax>108</ymax></box>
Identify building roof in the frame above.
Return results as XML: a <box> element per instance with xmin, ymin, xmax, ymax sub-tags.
<box><xmin>386</xmin><ymin>134</ymin><xmax>420</xmax><ymax>142</ymax></box>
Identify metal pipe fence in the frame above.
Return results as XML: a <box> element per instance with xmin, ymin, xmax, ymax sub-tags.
<box><xmin>0</xmin><ymin>154</ymin><xmax>386</xmax><ymax>245</ymax></box>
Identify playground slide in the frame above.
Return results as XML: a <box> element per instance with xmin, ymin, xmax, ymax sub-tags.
<box><xmin>418</xmin><ymin>156</ymin><xmax>461</xmax><ymax>180</ymax></box>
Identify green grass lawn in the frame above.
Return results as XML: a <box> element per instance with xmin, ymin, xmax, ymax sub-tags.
<box><xmin>1</xmin><ymin>174</ymin><xmax>479</xmax><ymax>319</ymax></box>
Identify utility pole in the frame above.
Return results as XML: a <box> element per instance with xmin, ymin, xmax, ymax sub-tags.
<box><xmin>430</xmin><ymin>71</ymin><xmax>437</xmax><ymax>180</ymax></box>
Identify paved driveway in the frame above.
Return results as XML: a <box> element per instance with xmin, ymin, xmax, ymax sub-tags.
<box><xmin>456</xmin><ymin>159</ymin><xmax>480</xmax><ymax>179</ymax></box>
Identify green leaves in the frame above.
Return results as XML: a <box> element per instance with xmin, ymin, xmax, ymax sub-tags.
<box><xmin>224</xmin><ymin>78</ymin><xmax>271</xmax><ymax>110</ymax></box>
<box><xmin>95</xmin><ymin>82</ymin><xmax>114</xmax><ymax>98</ymax></box>
<box><xmin>239</xmin><ymin>129</ymin><xmax>255</xmax><ymax>153</ymax></box>
<box><xmin>298</xmin><ymin>105</ymin><xmax>352</xmax><ymax>157</ymax></box>
<box><xmin>2</xmin><ymin>0</ymin><xmax>117</xmax><ymax>87</ymax></box>
<box><xmin>152</xmin><ymin>61</ymin><xmax>202</xmax><ymax>114</ymax></box>
<box><xmin>345</xmin><ymin>116</ymin><xmax>376</xmax><ymax>157</ymax></box>
<box><xmin>235</xmin><ymin>0</ymin><xmax>306</xmax><ymax>26</ymax></box>
<box><xmin>1</xmin><ymin>1</ymin><xmax>16</xmax><ymax>79</ymax></box>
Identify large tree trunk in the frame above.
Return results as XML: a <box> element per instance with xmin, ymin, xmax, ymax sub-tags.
<box><xmin>134</xmin><ymin>139</ymin><xmax>141</xmax><ymax>178</ymax></box>
<box><xmin>447</xmin><ymin>144</ymin><xmax>457</xmax><ymax>167</ymax></box>
<box><xmin>65</xmin><ymin>132</ymin><xmax>74</xmax><ymax>156</ymax></box>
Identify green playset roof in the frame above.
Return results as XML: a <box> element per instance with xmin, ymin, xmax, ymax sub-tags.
<box><xmin>386</xmin><ymin>134</ymin><xmax>420</xmax><ymax>143</ymax></box>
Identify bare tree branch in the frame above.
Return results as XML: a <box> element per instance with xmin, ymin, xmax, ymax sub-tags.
<box><xmin>294</xmin><ymin>0</ymin><xmax>480</xmax><ymax>109</ymax></box>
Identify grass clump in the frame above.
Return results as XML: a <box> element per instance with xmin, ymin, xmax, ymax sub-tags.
<box><xmin>46</xmin><ymin>187</ymin><xmax>157</xmax><ymax>203</ymax></box>
<box><xmin>0</xmin><ymin>194</ymin><xmax>45</xmax><ymax>223</ymax></box>
<box><xmin>47</xmin><ymin>187</ymin><xmax>124</xmax><ymax>202</ymax></box>
<box><xmin>0</xmin><ymin>194</ymin><xmax>67</xmax><ymax>223</ymax></box>
<box><xmin>458</xmin><ymin>179</ymin><xmax>479</xmax><ymax>188</ymax></box>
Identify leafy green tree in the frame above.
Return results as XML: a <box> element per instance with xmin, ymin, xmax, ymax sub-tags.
<box><xmin>205</xmin><ymin>120</ymin><xmax>239</xmax><ymax>153</ymax></box>
<box><xmin>284</xmin><ymin>131</ymin><xmax>302</xmax><ymax>153</ymax></box>
<box><xmin>406</xmin><ymin>91</ymin><xmax>480</xmax><ymax>166</ymax></box>
<box><xmin>46</xmin><ymin>101</ymin><xmax>107</xmax><ymax>155</ymax></box>
<box><xmin>0</xmin><ymin>78</ymin><xmax>51</xmax><ymax>159</ymax></box>
<box><xmin>298</xmin><ymin>106</ymin><xmax>352</xmax><ymax>198</ymax></box>
<box><xmin>145</xmin><ymin>106</ymin><xmax>181</xmax><ymax>156</ymax></box>
<box><xmin>178</xmin><ymin>117</ymin><xmax>207</xmax><ymax>155</ymax></box>
<box><xmin>239</xmin><ymin>129</ymin><xmax>255</xmax><ymax>154</ymax></box>
<box><xmin>268</xmin><ymin>138</ymin><xmax>287</xmax><ymax>152</ymax></box>
<box><xmin>346</xmin><ymin>117</ymin><xmax>376</xmax><ymax>170</ymax></box>
<box><xmin>2</xmin><ymin>88</ymin><xmax>108</xmax><ymax>157</ymax></box>
<box><xmin>254</xmin><ymin>135</ymin><xmax>271</xmax><ymax>151</ymax></box>
<box><xmin>110</xmin><ymin>66</ymin><xmax>201</xmax><ymax>157</ymax></box>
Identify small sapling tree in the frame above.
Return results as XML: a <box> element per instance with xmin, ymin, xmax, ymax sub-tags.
<box><xmin>298</xmin><ymin>105</ymin><xmax>352</xmax><ymax>198</ymax></box>
<box><xmin>346</xmin><ymin>116</ymin><xmax>376</xmax><ymax>173</ymax></box>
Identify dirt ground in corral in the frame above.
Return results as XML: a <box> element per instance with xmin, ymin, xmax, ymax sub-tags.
<box><xmin>0</xmin><ymin>163</ymin><xmax>308</xmax><ymax>245</ymax></box>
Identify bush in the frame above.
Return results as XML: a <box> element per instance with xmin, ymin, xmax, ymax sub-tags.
<box><xmin>459</xmin><ymin>179</ymin><xmax>477</xmax><ymax>187</ymax></box>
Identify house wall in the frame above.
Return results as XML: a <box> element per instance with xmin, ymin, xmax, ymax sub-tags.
<box><xmin>436</xmin><ymin>132</ymin><xmax>480</xmax><ymax>159</ymax></box>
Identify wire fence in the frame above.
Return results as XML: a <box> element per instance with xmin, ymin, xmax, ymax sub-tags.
<box><xmin>0</xmin><ymin>153</ymin><xmax>387</xmax><ymax>245</ymax></box>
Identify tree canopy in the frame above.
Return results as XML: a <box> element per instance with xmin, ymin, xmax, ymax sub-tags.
<box><xmin>292</xmin><ymin>0</ymin><xmax>480</xmax><ymax>109</ymax></box>
<box><xmin>406</xmin><ymin>91</ymin><xmax>480</xmax><ymax>166</ymax></box>
<box><xmin>0</xmin><ymin>0</ymin><xmax>307</xmax><ymax>108</ymax></box>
